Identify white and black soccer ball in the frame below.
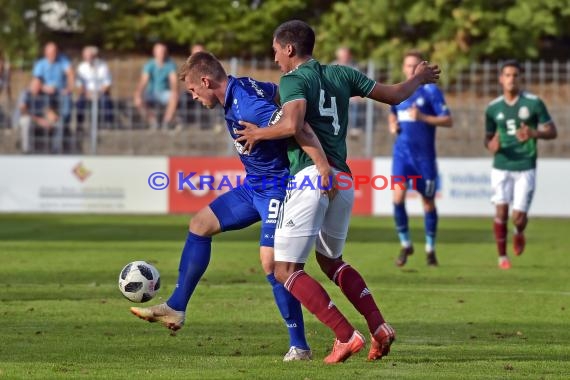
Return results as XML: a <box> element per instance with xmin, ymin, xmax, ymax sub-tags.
<box><xmin>118</xmin><ymin>261</ymin><xmax>161</xmax><ymax>303</ymax></box>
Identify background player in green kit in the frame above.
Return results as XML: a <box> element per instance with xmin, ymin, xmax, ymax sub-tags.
<box><xmin>237</xmin><ymin>20</ymin><xmax>440</xmax><ymax>363</ymax></box>
<box><xmin>485</xmin><ymin>60</ymin><xmax>557</xmax><ymax>270</ymax></box>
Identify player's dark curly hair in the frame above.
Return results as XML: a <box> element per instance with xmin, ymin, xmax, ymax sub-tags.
<box><xmin>500</xmin><ymin>59</ymin><xmax>523</xmax><ymax>73</ymax></box>
<box><xmin>179</xmin><ymin>51</ymin><xmax>226</xmax><ymax>83</ymax></box>
<box><xmin>273</xmin><ymin>20</ymin><xmax>315</xmax><ymax>57</ymax></box>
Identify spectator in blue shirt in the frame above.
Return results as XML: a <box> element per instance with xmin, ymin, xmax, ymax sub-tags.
<box><xmin>134</xmin><ymin>43</ymin><xmax>179</xmax><ymax>129</ymax></box>
<box><xmin>18</xmin><ymin>78</ymin><xmax>60</xmax><ymax>153</ymax></box>
<box><xmin>31</xmin><ymin>42</ymin><xmax>74</xmax><ymax>152</ymax></box>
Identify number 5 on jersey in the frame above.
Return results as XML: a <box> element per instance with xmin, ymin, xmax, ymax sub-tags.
<box><xmin>506</xmin><ymin>119</ymin><xmax>517</xmax><ymax>135</ymax></box>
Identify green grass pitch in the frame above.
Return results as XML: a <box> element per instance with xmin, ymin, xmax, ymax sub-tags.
<box><xmin>0</xmin><ymin>214</ymin><xmax>569</xmax><ymax>379</ymax></box>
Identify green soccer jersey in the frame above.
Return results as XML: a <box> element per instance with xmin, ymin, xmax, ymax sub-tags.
<box><xmin>485</xmin><ymin>91</ymin><xmax>552</xmax><ymax>171</ymax></box>
<box><xmin>279</xmin><ymin>59</ymin><xmax>376</xmax><ymax>175</ymax></box>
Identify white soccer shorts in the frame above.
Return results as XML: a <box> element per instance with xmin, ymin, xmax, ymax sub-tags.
<box><xmin>274</xmin><ymin>165</ymin><xmax>354</xmax><ymax>263</ymax></box>
<box><xmin>491</xmin><ymin>168</ymin><xmax>536</xmax><ymax>213</ymax></box>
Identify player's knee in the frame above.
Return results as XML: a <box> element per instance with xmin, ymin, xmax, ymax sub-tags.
<box><xmin>273</xmin><ymin>261</ymin><xmax>302</xmax><ymax>284</ymax></box>
<box><xmin>393</xmin><ymin>192</ymin><xmax>406</xmax><ymax>204</ymax></box>
<box><xmin>496</xmin><ymin>205</ymin><xmax>509</xmax><ymax>222</ymax></box>
<box><xmin>422</xmin><ymin>197</ymin><xmax>436</xmax><ymax>212</ymax></box>
<box><xmin>316</xmin><ymin>252</ymin><xmax>342</xmax><ymax>280</ymax></box>
<box><xmin>189</xmin><ymin>210</ymin><xmax>219</xmax><ymax>237</ymax></box>
<box><xmin>273</xmin><ymin>267</ymin><xmax>290</xmax><ymax>284</ymax></box>
<box><xmin>260</xmin><ymin>254</ymin><xmax>274</xmax><ymax>275</ymax></box>
<box><xmin>512</xmin><ymin>212</ymin><xmax>527</xmax><ymax>227</ymax></box>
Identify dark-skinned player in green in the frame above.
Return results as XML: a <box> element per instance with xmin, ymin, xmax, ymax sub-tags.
<box><xmin>485</xmin><ymin>60</ymin><xmax>557</xmax><ymax>270</ymax></box>
<box><xmin>236</xmin><ymin>20</ymin><xmax>441</xmax><ymax>363</ymax></box>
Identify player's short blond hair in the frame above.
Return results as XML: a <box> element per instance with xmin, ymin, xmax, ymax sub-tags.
<box><xmin>403</xmin><ymin>50</ymin><xmax>424</xmax><ymax>61</ymax></box>
<box><xmin>178</xmin><ymin>52</ymin><xmax>226</xmax><ymax>83</ymax></box>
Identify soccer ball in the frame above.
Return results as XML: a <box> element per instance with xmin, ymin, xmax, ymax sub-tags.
<box><xmin>118</xmin><ymin>261</ymin><xmax>161</xmax><ymax>303</ymax></box>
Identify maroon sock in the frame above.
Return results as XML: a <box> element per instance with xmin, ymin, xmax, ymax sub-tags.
<box><xmin>494</xmin><ymin>219</ymin><xmax>507</xmax><ymax>256</ymax></box>
<box><xmin>285</xmin><ymin>270</ymin><xmax>354</xmax><ymax>342</ymax></box>
<box><xmin>334</xmin><ymin>263</ymin><xmax>385</xmax><ymax>334</ymax></box>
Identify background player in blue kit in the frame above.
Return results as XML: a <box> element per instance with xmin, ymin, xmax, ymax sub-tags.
<box><xmin>130</xmin><ymin>52</ymin><xmax>332</xmax><ymax>361</ymax></box>
<box><xmin>389</xmin><ymin>51</ymin><xmax>453</xmax><ymax>267</ymax></box>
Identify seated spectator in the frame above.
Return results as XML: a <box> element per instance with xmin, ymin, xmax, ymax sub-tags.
<box><xmin>32</xmin><ymin>41</ymin><xmax>74</xmax><ymax>152</ymax></box>
<box><xmin>76</xmin><ymin>45</ymin><xmax>114</xmax><ymax>128</ymax></box>
<box><xmin>18</xmin><ymin>78</ymin><xmax>60</xmax><ymax>153</ymax></box>
<box><xmin>133</xmin><ymin>43</ymin><xmax>178</xmax><ymax>129</ymax></box>
<box><xmin>0</xmin><ymin>51</ymin><xmax>12</xmax><ymax>127</ymax></box>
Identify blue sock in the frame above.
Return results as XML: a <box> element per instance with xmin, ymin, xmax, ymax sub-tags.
<box><xmin>167</xmin><ymin>232</ymin><xmax>212</xmax><ymax>312</ymax></box>
<box><xmin>425</xmin><ymin>208</ymin><xmax>438</xmax><ymax>253</ymax></box>
<box><xmin>266</xmin><ymin>273</ymin><xmax>309</xmax><ymax>350</ymax></box>
<box><xmin>394</xmin><ymin>203</ymin><xmax>411</xmax><ymax>247</ymax></box>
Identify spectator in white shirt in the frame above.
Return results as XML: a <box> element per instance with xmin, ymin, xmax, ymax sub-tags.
<box><xmin>76</xmin><ymin>46</ymin><xmax>114</xmax><ymax>128</ymax></box>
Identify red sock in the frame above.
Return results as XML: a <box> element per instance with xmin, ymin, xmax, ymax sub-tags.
<box><xmin>333</xmin><ymin>263</ymin><xmax>385</xmax><ymax>334</ymax></box>
<box><xmin>494</xmin><ymin>219</ymin><xmax>507</xmax><ymax>256</ymax></box>
<box><xmin>285</xmin><ymin>270</ymin><xmax>354</xmax><ymax>342</ymax></box>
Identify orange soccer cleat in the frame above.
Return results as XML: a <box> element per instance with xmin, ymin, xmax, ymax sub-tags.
<box><xmin>323</xmin><ymin>330</ymin><xmax>365</xmax><ymax>364</ymax></box>
<box><xmin>498</xmin><ymin>256</ymin><xmax>511</xmax><ymax>270</ymax></box>
<box><xmin>368</xmin><ymin>323</ymin><xmax>396</xmax><ymax>361</ymax></box>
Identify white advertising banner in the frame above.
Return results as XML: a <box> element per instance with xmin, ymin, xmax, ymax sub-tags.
<box><xmin>0</xmin><ymin>156</ymin><xmax>168</xmax><ymax>213</ymax></box>
<box><xmin>373</xmin><ymin>158</ymin><xmax>570</xmax><ymax>217</ymax></box>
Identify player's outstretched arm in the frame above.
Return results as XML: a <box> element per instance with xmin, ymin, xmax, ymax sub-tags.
<box><xmin>422</xmin><ymin>114</ymin><xmax>453</xmax><ymax>127</ymax></box>
<box><xmin>236</xmin><ymin>99</ymin><xmax>306</xmax><ymax>152</ymax></box>
<box><xmin>367</xmin><ymin>62</ymin><xmax>440</xmax><ymax>105</ymax></box>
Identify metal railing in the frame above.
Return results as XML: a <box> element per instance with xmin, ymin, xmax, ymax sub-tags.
<box><xmin>0</xmin><ymin>59</ymin><xmax>568</xmax><ymax>157</ymax></box>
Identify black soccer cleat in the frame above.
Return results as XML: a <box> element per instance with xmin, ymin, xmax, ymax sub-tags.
<box><xmin>426</xmin><ymin>251</ymin><xmax>439</xmax><ymax>267</ymax></box>
<box><xmin>395</xmin><ymin>245</ymin><xmax>414</xmax><ymax>267</ymax></box>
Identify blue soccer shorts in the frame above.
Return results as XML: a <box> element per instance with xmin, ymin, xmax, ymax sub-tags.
<box><xmin>209</xmin><ymin>185</ymin><xmax>284</xmax><ymax>247</ymax></box>
<box><xmin>392</xmin><ymin>154</ymin><xmax>438</xmax><ymax>199</ymax></box>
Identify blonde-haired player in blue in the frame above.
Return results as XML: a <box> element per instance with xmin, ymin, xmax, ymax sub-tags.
<box><xmin>389</xmin><ymin>50</ymin><xmax>453</xmax><ymax>267</ymax></box>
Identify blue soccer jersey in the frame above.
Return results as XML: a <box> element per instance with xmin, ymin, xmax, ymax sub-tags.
<box><xmin>391</xmin><ymin>84</ymin><xmax>449</xmax><ymax>198</ymax></box>
<box><xmin>391</xmin><ymin>84</ymin><xmax>450</xmax><ymax>160</ymax></box>
<box><xmin>224</xmin><ymin>76</ymin><xmax>289</xmax><ymax>188</ymax></box>
<box><xmin>208</xmin><ymin>76</ymin><xmax>289</xmax><ymax>247</ymax></box>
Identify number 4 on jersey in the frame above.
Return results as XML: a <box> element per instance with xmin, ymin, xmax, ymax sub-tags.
<box><xmin>319</xmin><ymin>89</ymin><xmax>340</xmax><ymax>135</ymax></box>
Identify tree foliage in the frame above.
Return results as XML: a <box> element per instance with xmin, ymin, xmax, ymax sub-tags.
<box><xmin>316</xmin><ymin>0</ymin><xmax>570</xmax><ymax>77</ymax></box>
<box><xmin>93</xmin><ymin>0</ymin><xmax>326</xmax><ymax>57</ymax></box>
<box><xmin>0</xmin><ymin>0</ymin><xmax>42</xmax><ymax>62</ymax></box>
<box><xmin>1</xmin><ymin>0</ymin><xmax>569</xmax><ymax>69</ymax></box>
